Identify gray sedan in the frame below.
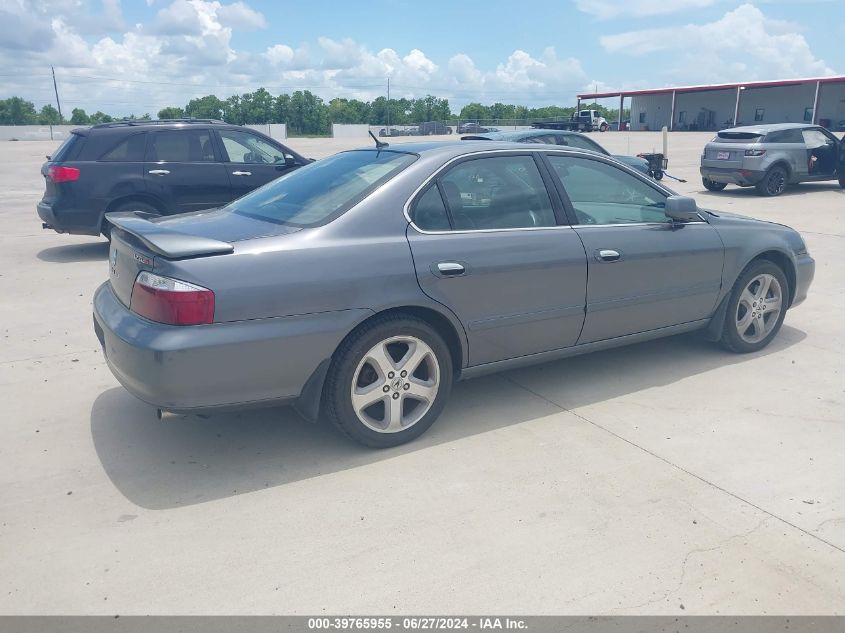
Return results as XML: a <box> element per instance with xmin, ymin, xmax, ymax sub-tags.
<box><xmin>94</xmin><ymin>141</ymin><xmax>814</xmax><ymax>448</ymax></box>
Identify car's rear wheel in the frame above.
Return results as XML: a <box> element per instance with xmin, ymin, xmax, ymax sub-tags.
<box><xmin>599</xmin><ymin>122</ymin><xmax>608</xmax><ymax>132</ymax></box>
<box><xmin>103</xmin><ymin>200</ymin><xmax>161</xmax><ymax>239</ymax></box>
<box><xmin>720</xmin><ymin>260</ymin><xmax>788</xmax><ymax>353</ymax></box>
<box><xmin>839</xmin><ymin>173</ymin><xmax>845</xmax><ymax>189</ymax></box>
<box><xmin>323</xmin><ymin>315</ymin><xmax>453</xmax><ymax>448</ymax></box>
<box><xmin>702</xmin><ymin>177</ymin><xmax>727</xmax><ymax>191</ymax></box>
<box><xmin>755</xmin><ymin>166</ymin><xmax>788</xmax><ymax>197</ymax></box>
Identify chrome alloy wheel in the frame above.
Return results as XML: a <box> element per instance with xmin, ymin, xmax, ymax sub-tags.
<box><xmin>351</xmin><ymin>336</ymin><xmax>440</xmax><ymax>433</ymax></box>
<box><xmin>735</xmin><ymin>273</ymin><xmax>783</xmax><ymax>344</ymax></box>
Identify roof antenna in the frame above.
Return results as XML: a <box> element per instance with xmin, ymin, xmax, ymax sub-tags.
<box><xmin>369</xmin><ymin>130</ymin><xmax>389</xmax><ymax>149</ymax></box>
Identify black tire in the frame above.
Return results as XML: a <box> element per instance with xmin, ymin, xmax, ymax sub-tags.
<box><xmin>719</xmin><ymin>260</ymin><xmax>789</xmax><ymax>354</ymax></box>
<box><xmin>839</xmin><ymin>173</ymin><xmax>845</xmax><ymax>189</ymax></box>
<box><xmin>599</xmin><ymin>122</ymin><xmax>608</xmax><ymax>132</ymax></box>
<box><xmin>755</xmin><ymin>165</ymin><xmax>788</xmax><ymax>197</ymax></box>
<box><xmin>702</xmin><ymin>177</ymin><xmax>727</xmax><ymax>191</ymax></box>
<box><xmin>653</xmin><ymin>170</ymin><xmax>664</xmax><ymax>180</ymax></box>
<box><xmin>323</xmin><ymin>314</ymin><xmax>454</xmax><ymax>448</ymax></box>
<box><xmin>103</xmin><ymin>200</ymin><xmax>161</xmax><ymax>239</ymax></box>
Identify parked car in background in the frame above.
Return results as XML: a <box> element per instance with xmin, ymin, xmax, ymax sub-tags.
<box><xmin>378</xmin><ymin>127</ymin><xmax>410</xmax><ymax>137</ymax></box>
<box><xmin>700</xmin><ymin>123</ymin><xmax>845</xmax><ymax>196</ymax></box>
<box><xmin>94</xmin><ymin>141</ymin><xmax>813</xmax><ymax>449</ymax></box>
<box><xmin>37</xmin><ymin>119</ymin><xmax>309</xmax><ymax>238</ymax></box>
<box><xmin>418</xmin><ymin>121</ymin><xmax>452</xmax><ymax>135</ymax></box>
<box><xmin>458</xmin><ymin>122</ymin><xmax>492</xmax><ymax>134</ymax></box>
<box><xmin>461</xmin><ymin>129</ymin><xmax>651</xmax><ymax>175</ymax></box>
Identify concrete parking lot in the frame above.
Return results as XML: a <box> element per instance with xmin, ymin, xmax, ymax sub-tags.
<box><xmin>1</xmin><ymin>132</ymin><xmax>843</xmax><ymax>615</ymax></box>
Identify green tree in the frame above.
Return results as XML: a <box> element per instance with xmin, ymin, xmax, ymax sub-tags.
<box><xmin>410</xmin><ymin>95</ymin><xmax>451</xmax><ymax>123</ymax></box>
<box><xmin>89</xmin><ymin>111</ymin><xmax>113</xmax><ymax>124</ymax></box>
<box><xmin>239</xmin><ymin>88</ymin><xmax>274</xmax><ymax>123</ymax></box>
<box><xmin>38</xmin><ymin>104</ymin><xmax>62</xmax><ymax>125</ymax></box>
<box><xmin>223</xmin><ymin>95</ymin><xmax>243</xmax><ymax>124</ymax></box>
<box><xmin>287</xmin><ymin>90</ymin><xmax>329</xmax><ymax>135</ymax></box>
<box><xmin>273</xmin><ymin>93</ymin><xmax>290</xmax><ymax>123</ymax></box>
<box><xmin>328</xmin><ymin>98</ymin><xmax>371</xmax><ymax>124</ymax></box>
<box><xmin>459</xmin><ymin>102</ymin><xmax>490</xmax><ymax>121</ymax></box>
<box><xmin>184</xmin><ymin>95</ymin><xmax>225</xmax><ymax>120</ymax></box>
<box><xmin>158</xmin><ymin>106</ymin><xmax>184</xmax><ymax>119</ymax></box>
<box><xmin>0</xmin><ymin>97</ymin><xmax>38</xmax><ymax>124</ymax></box>
<box><xmin>69</xmin><ymin>108</ymin><xmax>90</xmax><ymax>125</ymax></box>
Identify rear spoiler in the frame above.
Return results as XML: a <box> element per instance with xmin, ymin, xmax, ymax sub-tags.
<box><xmin>106</xmin><ymin>212</ymin><xmax>234</xmax><ymax>259</ymax></box>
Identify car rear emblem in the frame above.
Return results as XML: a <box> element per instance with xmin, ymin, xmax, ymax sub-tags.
<box><xmin>133</xmin><ymin>252</ymin><xmax>152</xmax><ymax>266</ymax></box>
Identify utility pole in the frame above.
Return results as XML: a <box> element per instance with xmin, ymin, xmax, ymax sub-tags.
<box><xmin>51</xmin><ymin>66</ymin><xmax>63</xmax><ymax>122</ymax></box>
<box><xmin>386</xmin><ymin>77</ymin><xmax>391</xmax><ymax>132</ymax></box>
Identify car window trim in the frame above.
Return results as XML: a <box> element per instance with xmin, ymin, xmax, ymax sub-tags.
<box><xmin>405</xmin><ymin>149</ymin><xmax>570</xmax><ymax>234</ymax></box>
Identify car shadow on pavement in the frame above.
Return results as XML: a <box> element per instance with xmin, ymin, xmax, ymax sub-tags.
<box><xmin>696</xmin><ymin>182</ymin><xmax>844</xmax><ymax>199</ymax></box>
<box><xmin>37</xmin><ymin>241</ymin><xmax>109</xmax><ymax>263</ymax></box>
<box><xmin>90</xmin><ymin>326</ymin><xmax>805</xmax><ymax>510</ymax></box>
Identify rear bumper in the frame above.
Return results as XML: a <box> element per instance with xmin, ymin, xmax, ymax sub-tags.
<box><xmin>792</xmin><ymin>253</ymin><xmax>815</xmax><ymax>308</ymax></box>
<box><xmin>37</xmin><ymin>200</ymin><xmax>102</xmax><ymax>236</ymax></box>
<box><xmin>700</xmin><ymin>166</ymin><xmax>766</xmax><ymax>186</ymax></box>
<box><xmin>93</xmin><ymin>282</ymin><xmax>370</xmax><ymax>413</ymax></box>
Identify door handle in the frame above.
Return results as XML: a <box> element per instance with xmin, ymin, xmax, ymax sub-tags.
<box><xmin>596</xmin><ymin>249</ymin><xmax>621</xmax><ymax>262</ymax></box>
<box><xmin>232</xmin><ymin>170</ymin><xmax>252</xmax><ymax>176</ymax></box>
<box><xmin>436</xmin><ymin>262</ymin><xmax>466</xmax><ymax>276</ymax></box>
<box><xmin>148</xmin><ymin>169</ymin><xmax>170</xmax><ymax>176</ymax></box>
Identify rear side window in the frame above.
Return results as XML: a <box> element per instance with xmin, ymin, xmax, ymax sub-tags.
<box><xmin>100</xmin><ymin>133</ymin><xmax>146</xmax><ymax>161</ymax></box>
<box><xmin>413</xmin><ymin>185</ymin><xmax>451</xmax><ymax>231</ymax></box>
<box><xmin>146</xmin><ymin>129</ymin><xmax>215</xmax><ymax>162</ymax></box>
<box><xmin>561</xmin><ymin>134</ymin><xmax>606</xmax><ymax>154</ymax></box>
<box><xmin>763</xmin><ymin>129</ymin><xmax>804</xmax><ymax>143</ymax></box>
<box><xmin>227</xmin><ymin>150</ymin><xmax>416</xmax><ymax>227</ymax></box>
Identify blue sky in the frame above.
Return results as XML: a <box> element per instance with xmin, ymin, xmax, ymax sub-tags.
<box><xmin>0</xmin><ymin>0</ymin><xmax>841</xmax><ymax>116</ymax></box>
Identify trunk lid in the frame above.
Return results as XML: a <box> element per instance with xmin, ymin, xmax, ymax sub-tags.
<box><xmin>702</xmin><ymin>130</ymin><xmax>764</xmax><ymax>168</ymax></box>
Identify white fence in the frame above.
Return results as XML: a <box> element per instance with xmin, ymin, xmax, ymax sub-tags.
<box><xmin>332</xmin><ymin>124</ymin><xmax>371</xmax><ymax>138</ymax></box>
<box><xmin>0</xmin><ymin>123</ymin><xmax>287</xmax><ymax>142</ymax></box>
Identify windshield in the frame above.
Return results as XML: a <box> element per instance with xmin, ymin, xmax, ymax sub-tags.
<box><xmin>226</xmin><ymin>150</ymin><xmax>416</xmax><ymax>227</ymax></box>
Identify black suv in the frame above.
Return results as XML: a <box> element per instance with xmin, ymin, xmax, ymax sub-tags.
<box><xmin>37</xmin><ymin>119</ymin><xmax>308</xmax><ymax>238</ymax></box>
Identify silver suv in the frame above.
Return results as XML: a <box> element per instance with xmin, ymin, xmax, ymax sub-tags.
<box><xmin>700</xmin><ymin>123</ymin><xmax>845</xmax><ymax>196</ymax></box>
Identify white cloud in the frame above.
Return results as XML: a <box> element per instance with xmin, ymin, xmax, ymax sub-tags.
<box><xmin>600</xmin><ymin>4</ymin><xmax>834</xmax><ymax>83</ymax></box>
<box><xmin>576</xmin><ymin>0</ymin><xmax>718</xmax><ymax>19</ymax></box>
<box><xmin>0</xmin><ymin>0</ymin><xmax>590</xmax><ymax>115</ymax></box>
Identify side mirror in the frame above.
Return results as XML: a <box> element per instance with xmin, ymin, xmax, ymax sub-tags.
<box><xmin>284</xmin><ymin>154</ymin><xmax>296</xmax><ymax>167</ymax></box>
<box><xmin>665</xmin><ymin>195</ymin><xmax>701</xmax><ymax>222</ymax></box>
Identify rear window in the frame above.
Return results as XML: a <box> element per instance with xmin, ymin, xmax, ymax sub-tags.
<box><xmin>50</xmin><ymin>133</ymin><xmax>84</xmax><ymax>162</ymax></box>
<box><xmin>226</xmin><ymin>150</ymin><xmax>417</xmax><ymax>227</ymax></box>
<box><xmin>715</xmin><ymin>131</ymin><xmax>763</xmax><ymax>143</ymax></box>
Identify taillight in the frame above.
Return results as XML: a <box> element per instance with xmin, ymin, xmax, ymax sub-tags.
<box><xmin>47</xmin><ymin>166</ymin><xmax>80</xmax><ymax>182</ymax></box>
<box><xmin>130</xmin><ymin>272</ymin><xmax>214</xmax><ymax>325</ymax></box>
<box><xmin>744</xmin><ymin>149</ymin><xmax>766</xmax><ymax>157</ymax></box>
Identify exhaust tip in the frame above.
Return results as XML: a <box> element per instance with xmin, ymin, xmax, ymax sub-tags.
<box><xmin>42</xmin><ymin>223</ymin><xmax>53</xmax><ymax>230</ymax></box>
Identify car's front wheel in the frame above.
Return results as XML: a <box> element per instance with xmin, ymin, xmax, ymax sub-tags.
<box><xmin>720</xmin><ymin>260</ymin><xmax>788</xmax><ymax>353</ymax></box>
<box><xmin>702</xmin><ymin>177</ymin><xmax>727</xmax><ymax>191</ymax></box>
<box><xmin>599</xmin><ymin>122</ymin><xmax>608</xmax><ymax>132</ymax></box>
<box><xmin>323</xmin><ymin>315</ymin><xmax>453</xmax><ymax>448</ymax></box>
<box><xmin>755</xmin><ymin>166</ymin><xmax>788</xmax><ymax>197</ymax></box>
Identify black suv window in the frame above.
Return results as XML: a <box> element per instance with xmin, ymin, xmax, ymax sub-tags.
<box><xmin>146</xmin><ymin>129</ymin><xmax>215</xmax><ymax>162</ymax></box>
<box><xmin>100</xmin><ymin>133</ymin><xmax>146</xmax><ymax>161</ymax></box>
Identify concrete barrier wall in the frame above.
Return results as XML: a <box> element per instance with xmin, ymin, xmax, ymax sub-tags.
<box><xmin>0</xmin><ymin>125</ymin><xmax>79</xmax><ymax>141</ymax></box>
<box><xmin>245</xmin><ymin>123</ymin><xmax>287</xmax><ymax>140</ymax></box>
<box><xmin>0</xmin><ymin>123</ymin><xmax>287</xmax><ymax>142</ymax></box>
<box><xmin>333</xmin><ymin>124</ymin><xmax>371</xmax><ymax>138</ymax></box>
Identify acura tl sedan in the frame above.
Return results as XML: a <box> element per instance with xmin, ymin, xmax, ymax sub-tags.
<box><xmin>94</xmin><ymin>141</ymin><xmax>814</xmax><ymax>448</ymax></box>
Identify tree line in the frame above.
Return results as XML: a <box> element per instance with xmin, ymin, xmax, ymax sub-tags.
<box><xmin>1</xmin><ymin>90</ymin><xmax>624</xmax><ymax>135</ymax></box>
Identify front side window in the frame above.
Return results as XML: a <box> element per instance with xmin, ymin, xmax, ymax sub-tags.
<box><xmin>227</xmin><ymin>149</ymin><xmax>416</xmax><ymax>227</ymax></box>
<box><xmin>438</xmin><ymin>155</ymin><xmax>556</xmax><ymax>230</ymax></box>
<box><xmin>219</xmin><ymin>129</ymin><xmax>288</xmax><ymax>164</ymax></box>
<box><xmin>547</xmin><ymin>155</ymin><xmax>668</xmax><ymax>226</ymax></box>
<box><xmin>147</xmin><ymin>129</ymin><xmax>214</xmax><ymax>162</ymax></box>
